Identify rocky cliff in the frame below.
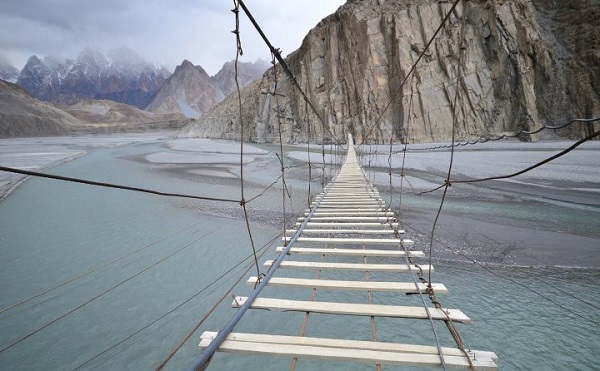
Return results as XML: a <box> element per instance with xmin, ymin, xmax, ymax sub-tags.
<box><xmin>180</xmin><ymin>0</ymin><xmax>600</xmax><ymax>143</ymax></box>
<box><xmin>147</xmin><ymin>59</ymin><xmax>268</xmax><ymax>118</ymax></box>
<box><xmin>146</xmin><ymin>60</ymin><xmax>220</xmax><ymax>119</ymax></box>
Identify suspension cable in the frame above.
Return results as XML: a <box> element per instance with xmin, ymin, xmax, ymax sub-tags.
<box><xmin>232</xmin><ymin>0</ymin><xmax>261</xmax><ymax>280</ymax></box>
<box><xmin>0</xmin><ymin>165</ymin><xmax>240</xmax><ymax>203</ymax></box>
<box><xmin>236</xmin><ymin>0</ymin><xmax>340</xmax><ymax>145</ymax></box>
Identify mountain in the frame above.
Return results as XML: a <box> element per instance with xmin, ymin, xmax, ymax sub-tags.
<box><xmin>0</xmin><ymin>79</ymin><xmax>190</xmax><ymax>138</ymax></box>
<box><xmin>179</xmin><ymin>0</ymin><xmax>600</xmax><ymax>143</ymax></box>
<box><xmin>0</xmin><ymin>79</ymin><xmax>83</xmax><ymax>137</ymax></box>
<box><xmin>0</xmin><ymin>58</ymin><xmax>19</xmax><ymax>83</ymax></box>
<box><xmin>61</xmin><ymin>99</ymin><xmax>188</xmax><ymax>131</ymax></box>
<box><xmin>147</xmin><ymin>59</ymin><xmax>268</xmax><ymax>118</ymax></box>
<box><xmin>16</xmin><ymin>47</ymin><xmax>170</xmax><ymax>109</ymax></box>
<box><xmin>146</xmin><ymin>60</ymin><xmax>219</xmax><ymax>119</ymax></box>
<box><xmin>212</xmin><ymin>59</ymin><xmax>270</xmax><ymax>100</ymax></box>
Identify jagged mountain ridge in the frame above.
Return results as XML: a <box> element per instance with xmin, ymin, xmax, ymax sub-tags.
<box><xmin>16</xmin><ymin>47</ymin><xmax>171</xmax><ymax>109</ymax></box>
<box><xmin>180</xmin><ymin>0</ymin><xmax>600</xmax><ymax>144</ymax></box>
<box><xmin>147</xmin><ymin>59</ymin><xmax>268</xmax><ymax>118</ymax></box>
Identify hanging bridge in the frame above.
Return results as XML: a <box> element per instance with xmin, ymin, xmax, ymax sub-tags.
<box><xmin>187</xmin><ymin>135</ymin><xmax>497</xmax><ymax>370</ymax></box>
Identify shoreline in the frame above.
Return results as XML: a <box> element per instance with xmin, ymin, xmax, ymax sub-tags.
<box><xmin>0</xmin><ymin>132</ymin><xmax>176</xmax><ymax>202</ymax></box>
<box><xmin>1</xmin><ymin>134</ymin><xmax>598</xmax><ymax>269</ymax></box>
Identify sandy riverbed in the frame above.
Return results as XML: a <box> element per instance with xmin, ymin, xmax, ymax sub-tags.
<box><xmin>1</xmin><ymin>134</ymin><xmax>598</xmax><ymax>268</ymax></box>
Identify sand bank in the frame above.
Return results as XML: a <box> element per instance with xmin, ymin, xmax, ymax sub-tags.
<box><xmin>1</xmin><ymin>135</ymin><xmax>598</xmax><ymax>268</ymax></box>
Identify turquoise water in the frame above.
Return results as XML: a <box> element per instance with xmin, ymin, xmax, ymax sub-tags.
<box><xmin>1</xmin><ymin>141</ymin><xmax>599</xmax><ymax>370</ymax></box>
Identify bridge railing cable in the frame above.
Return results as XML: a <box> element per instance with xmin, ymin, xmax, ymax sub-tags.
<box><xmin>404</xmin><ymin>118</ymin><xmax>600</xmax><ymax>152</ymax></box>
<box><xmin>0</xmin><ymin>165</ymin><xmax>241</xmax><ymax>204</ymax></box>
<box><xmin>237</xmin><ymin>0</ymin><xmax>341</xmax><ymax>145</ymax></box>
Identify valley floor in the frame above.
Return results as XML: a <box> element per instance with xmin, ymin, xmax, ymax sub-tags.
<box><xmin>1</xmin><ymin>134</ymin><xmax>598</xmax><ymax>268</ymax></box>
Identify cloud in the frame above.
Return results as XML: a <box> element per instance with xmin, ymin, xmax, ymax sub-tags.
<box><xmin>0</xmin><ymin>0</ymin><xmax>345</xmax><ymax>75</ymax></box>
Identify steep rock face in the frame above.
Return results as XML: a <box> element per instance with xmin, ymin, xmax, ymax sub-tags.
<box><xmin>180</xmin><ymin>0</ymin><xmax>599</xmax><ymax>143</ymax></box>
<box><xmin>16</xmin><ymin>48</ymin><xmax>170</xmax><ymax>109</ymax></box>
<box><xmin>211</xmin><ymin>60</ymin><xmax>270</xmax><ymax>100</ymax></box>
<box><xmin>148</xmin><ymin>59</ymin><xmax>267</xmax><ymax>118</ymax></box>
<box><xmin>146</xmin><ymin>60</ymin><xmax>220</xmax><ymax>119</ymax></box>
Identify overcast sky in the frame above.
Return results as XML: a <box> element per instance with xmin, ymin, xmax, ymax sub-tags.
<box><xmin>0</xmin><ymin>0</ymin><xmax>346</xmax><ymax>75</ymax></box>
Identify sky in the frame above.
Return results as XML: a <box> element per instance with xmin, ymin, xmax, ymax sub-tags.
<box><xmin>0</xmin><ymin>0</ymin><xmax>346</xmax><ymax>75</ymax></box>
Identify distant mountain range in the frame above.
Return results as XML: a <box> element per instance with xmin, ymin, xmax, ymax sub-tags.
<box><xmin>15</xmin><ymin>47</ymin><xmax>171</xmax><ymax>109</ymax></box>
<box><xmin>0</xmin><ymin>48</ymin><xmax>268</xmax><ymax>137</ymax></box>
<box><xmin>3</xmin><ymin>47</ymin><xmax>267</xmax><ymax>119</ymax></box>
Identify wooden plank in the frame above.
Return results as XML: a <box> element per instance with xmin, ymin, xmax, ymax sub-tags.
<box><xmin>263</xmin><ymin>260</ymin><xmax>431</xmax><ymax>272</ymax></box>
<box><xmin>313</xmin><ymin>204</ymin><xmax>386</xmax><ymax>208</ymax></box>
<box><xmin>321</xmin><ymin>195</ymin><xmax>382</xmax><ymax>199</ymax></box>
<box><xmin>315</xmin><ymin>195</ymin><xmax>380</xmax><ymax>198</ymax></box>
<box><xmin>297</xmin><ymin>222</ymin><xmax>400</xmax><ymax>227</ymax></box>
<box><xmin>313</xmin><ymin>199</ymin><xmax>385</xmax><ymax>206</ymax></box>
<box><xmin>302</xmin><ymin>217</ymin><xmax>395</xmax><ymax>221</ymax></box>
<box><xmin>232</xmin><ymin>297</ymin><xmax>469</xmax><ymax>323</ymax></box>
<box><xmin>275</xmin><ymin>246</ymin><xmax>421</xmax><ymax>257</ymax></box>
<box><xmin>199</xmin><ymin>332</ymin><xmax>497</xmax><ymax>361</ymax></box>
<box><xmin>286</xmin><ymin>229</ymin><xmax>398</xmax><ymax>234</ymax></box>
<box><xmin>247</xmin><ymin>277</ymin><xmax>445</xmax><ymax>293</ymax></box>
<box><xmin>198</xmin><ymin>333</ymin><xmax>495</xmax><ymax>369</ymax></box>
<box><xmin>282</xmin><ymin>237</ymin><xmax>414</xmax><ymax>246</ymax></box>
<box><xmin>306</xmin><ymin>212</ymin><xmax>395</xmax><ymax>216</ymax></box>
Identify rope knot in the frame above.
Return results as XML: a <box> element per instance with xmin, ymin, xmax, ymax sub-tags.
<box><xmin>239</xmin><ymin>198</ymin><xmax>246</xmax><ymax>206</ymax></box>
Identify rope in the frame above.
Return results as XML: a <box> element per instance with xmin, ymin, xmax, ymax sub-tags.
<box><xmin>232</xmin><ymin>0</ymin><xmax>261</xmax><ymax>281</ymax></box>
<box><xmin>406</xmin><ymin>118</ymin><xmax>600</xmax><ymax>151</ymax></box>
<box><xmin>401</xmin><ymin>241</ymin><xmax>447</xmax><ymax>370</ymax></box>
<box><xmin>184</xmin><ymin>180</ymin><xmax>332</xmax><ymax>371</ymax></box>
<box><xmin>452</xmin><ymin>129</ymin><xmax>600</xmax><ymax>184</ymax></box>
<box><xmin>403</xmin><ymin>218</ymin><xmax>600</xmax><ymax>325</ymax></box>
<box><xmin>417</xmin><ymin>128</ymin><xmax>600</xmax><ymax>196</ymax></box>
<box><xmin>0</xmin><ymin>165</ymin><xmax>240</xmax><ymax>203</ymax></box>
<box><xmin>236</xmin><ymin>0</ymin><xmax>340</xmax><ymax>145</ymax></box>
<box><xmin>271</xmin><ymin>53</ymin><xmax>290</xmax><ymax>241</ymax></box>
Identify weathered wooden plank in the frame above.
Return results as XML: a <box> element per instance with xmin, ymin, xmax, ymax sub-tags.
<box><xmin>305</xmin><ymin>212</ymin><xmax>395</xmax><ymax>217</ymax></box>
<box><xmin>282</xmin><ymin>237</ymin><xmax>413</xmax><ymax>246</ymax></box>
<box><xmin>231</xmin><ymin>297</ymin><xmax>469</xmax><ymax>323</ymax></box>
<box><xmin>302</xmin><ymin>216</ymin><xmax>395</xmax><ymax>221</ymax></box>
<box><xmin>297</xmin><ymin>222</ymin><xmax>400</xmax><ymax>228</ymax></box>
<box><xmin>263</xmin><ymin>260</ymin><xmax>431</xmax><ymax>272</ymax></box>
<box><xmin>198</xmin><ymin>334</ymin><xmax>495</xmax><ymax>369</ymax></box>
<box><xmin>247</xmin><ymin>277</ymin><xmax>445</xmax><ymax>293</ymax></box>
<box><xmin>286</xmin><ymin>229</ymin><xmax>398</xmax><ymax>234</ymax></box>
<box><xmin>199</xmin><ymin>332</ymin><xmax>497</xmax><ymax>363</ymax></box>
<box><xmin>275</xmin><ymin>246</ymin><xmax>421</xmax><ymax>257</ymax></box>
